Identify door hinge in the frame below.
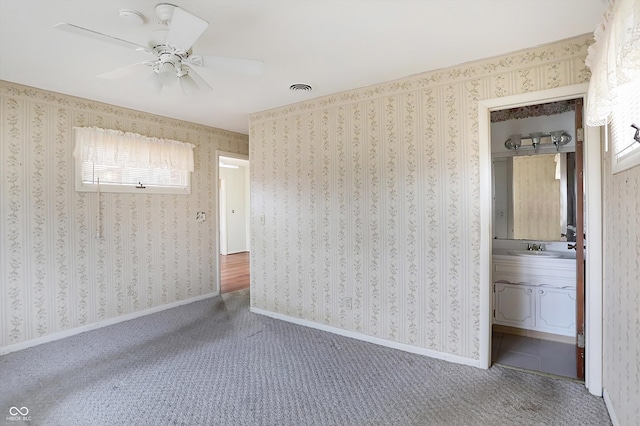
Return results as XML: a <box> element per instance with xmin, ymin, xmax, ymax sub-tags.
<box><xmin>493</xmin><ymin>309</ymin><xmax>496</xmax><ymax>318</ymax></box>
<box><xmin>577</xmin><ymin>332</ymin><xmax>585</xmax><ymax>348</ymax></box>
<box><xmin>577</xmin><ymin>128</ymin><xmax>584</xmax><ymax>142</ymax></box>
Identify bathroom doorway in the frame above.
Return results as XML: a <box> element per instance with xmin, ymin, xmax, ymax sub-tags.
<box><xmin>489</xmin><ymin>98</ymin><xmax>583</xmax><ymax>379</ymax></box>
<box><xmin>478</xmin><ymin>84</ymin><xmax>603</xmax><ymax>396</ymax></box>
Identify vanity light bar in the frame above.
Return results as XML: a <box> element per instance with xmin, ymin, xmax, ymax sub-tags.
<box><xmin>505</xmin><ymin>131</ymin><xmax>572</xmax><ymax>151</ymax></box>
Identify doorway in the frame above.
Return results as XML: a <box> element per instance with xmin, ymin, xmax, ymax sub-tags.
<box><xmin>478</xmin><ymin>84</ymin><xmax>603</xmax><ymax>396</ymax></box>
<box><xmin>489</xmin><ymin>99</ymin><xmax>581</xmax><ymax>379</ymax></box>
<box><xmin>216</xmin><ymin>151</ymin><xmax>250</xmax><ymax>294</ymax></box>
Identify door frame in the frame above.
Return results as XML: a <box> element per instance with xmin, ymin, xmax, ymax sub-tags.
<box><xmin>215</xmin><ymin>150</ymin><xmax>250</xmax><ymax>294</ymax></box>
<box><xmin>477</xmin><ymin>83</ymin><xmax>603</xmax><ymax>396</ymax></box>
<box><xmin>219</xmin><ymin>177</ymin><xmax>228</xmax><ymax>255</ymax></box>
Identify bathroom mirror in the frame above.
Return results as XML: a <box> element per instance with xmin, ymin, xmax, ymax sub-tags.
<box><xmin>493</xmin><ymin>152</ymin><xmax>576</xmax><ymax>242</ymax></box>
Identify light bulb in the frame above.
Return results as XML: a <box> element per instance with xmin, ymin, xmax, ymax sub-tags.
<box><xmin>530</xmin><ymin>132</ymin><xmax>544</xmax><ymax>152</ymax></box>
<box><xmin>505</xmin><ymin>134</ymin><xmax>522</xmax><ymax>151</ymax></box>
<box><xmin>157</xmin><ymin>61</ymin><xmax>176</xmax><ymax>85</ymax></box>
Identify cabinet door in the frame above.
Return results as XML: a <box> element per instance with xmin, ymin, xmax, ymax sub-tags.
<box><xmin>494</xmin><ymin>283</ymin><xmax>535</xmax><ymax>329</ymax></box>
<box><xmin>535</xmin><ymin>287</ymin><xmax>576</xmax><ymax>336</ymax></box>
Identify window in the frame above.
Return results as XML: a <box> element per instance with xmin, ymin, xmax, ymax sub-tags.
<box><xmin>73</xmin><ymin>127</ymin><xmax>195</xmax><ymax>194</ymax></box>
<box><xmin>610</xmin><ymin>81</ymin><xmax>640</xmax><ymax>174</ymax></box>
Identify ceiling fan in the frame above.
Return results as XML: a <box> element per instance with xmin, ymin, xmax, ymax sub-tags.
<box><xmin>54</xmin><ymin>3</ymin><xmax>264</xmax><ymax>95</ymax></box>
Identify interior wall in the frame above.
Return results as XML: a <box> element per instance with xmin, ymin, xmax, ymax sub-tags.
<box><xmin>602</xmin><ymin>150</ymin><xmax>640</xmax><ymax>424</ymax></box>
<box><xmin>0</xmin><ymin>81</ymin><xmax>249</xmax><ymax>351</ymax></box>
<box><xmin>249</xmin><ymin>35</ymin><xmax>592</xmax><ymax>361</ymax></box>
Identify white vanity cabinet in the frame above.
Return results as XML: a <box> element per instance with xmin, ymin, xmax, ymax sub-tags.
<box><xmin>535</xmin><ymin>286</ymin><xmax>576</xmax><ymax>335</ymax></box>
<box><xmin>493</xmin><ymin>254</ymin><xmax>576</xmax><ymax>336</ymax></box>
<box><xmin>494</xmin><ymin>282</ymin><xmax>535</xmax><ymax>328</ymax></box>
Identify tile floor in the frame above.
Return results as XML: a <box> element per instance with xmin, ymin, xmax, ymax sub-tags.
<box><xmin>492</xmin><ymin>332</ymin><xmax>578</xmax><ymax>379</ymax></box>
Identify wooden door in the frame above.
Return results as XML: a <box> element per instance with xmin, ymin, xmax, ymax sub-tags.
<box><xmin>574</xmin><ymin>98</ymin><xmax>585</xmax><ymax>379</ymax></box>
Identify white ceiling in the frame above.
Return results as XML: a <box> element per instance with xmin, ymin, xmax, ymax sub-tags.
<box><xmin>0</xmin><ymin>0</ymin><xmax>607</xmax><ymax>135</ymax></box>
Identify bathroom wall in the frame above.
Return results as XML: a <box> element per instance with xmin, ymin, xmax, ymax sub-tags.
<box><xmin>491</xmin><ymin>112</ymin><xmax>575</xmax><ymax>156</ymax></box>
<box><xmin>0</xmin><ymin>81</ymin><xmax>249</xmax><ymax>351</ymax></box>
<box><xmin>249</xmin><ymin>35</ymin><xmax>592</xmax><ymax>361</ymax></box>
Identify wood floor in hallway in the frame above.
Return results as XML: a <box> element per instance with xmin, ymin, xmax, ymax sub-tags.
<box><xmin>220</xmin><ymin>252</ymin><xmax>250</xmax><ymax>294</ymax></box>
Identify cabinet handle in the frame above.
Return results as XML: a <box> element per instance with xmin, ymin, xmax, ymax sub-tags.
<box><xmin>526</xmin><ymin>289</ymin><xmax>532</xmax><ymax>294</ymax></box>
<box><xmin>539</xmin><ymin>290</ymin><xmax>544</xmax><ymax>294</ymax></box>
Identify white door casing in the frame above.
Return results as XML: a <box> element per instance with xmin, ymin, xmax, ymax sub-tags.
<box><xmin>478</xmin><ymin>83</ymin><xmax>603</xmax><ymax>396</ymax></box>
<box><xmin>215</xmin><ymin>150</ymin><xmax>250</xmax><ymax>294</ymax></box>
<box><xmin>220</xmin><ymin>177</ymin><xmax>228</xmax><ymax>256</ymax></box>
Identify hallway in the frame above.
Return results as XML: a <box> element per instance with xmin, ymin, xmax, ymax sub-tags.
<box><xmin>220</xmin><ymin>252</ymin><xmax>250</xmax><ymax>294</ymax></box>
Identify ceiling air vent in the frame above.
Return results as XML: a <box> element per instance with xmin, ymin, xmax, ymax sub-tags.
<box><xmin>289</xmin><ymin>84</ymin><xmax>312</xmax><ymax>92</ymax></box>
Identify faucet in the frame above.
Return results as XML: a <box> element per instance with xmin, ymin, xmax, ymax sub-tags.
<box><xmin>523</xmin><ymin>242</ymin><xmax>545</xmax><ymax>251</ymax></box>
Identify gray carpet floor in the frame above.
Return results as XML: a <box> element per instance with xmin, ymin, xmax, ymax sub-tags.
<box><xmin>1</xmin><ymin>289</ymin><xmax>611</xmax><ymax>426</ymax></box>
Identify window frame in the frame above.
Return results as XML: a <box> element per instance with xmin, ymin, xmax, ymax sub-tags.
<box><xmin>610</xmin><ymin>82</ymin><xmax>640</xmax><ymax>175</ymax></box>
<box><xmin>73</xmin><ymin>127</ymin><xmax>194</xmax><ymax>195</ymax></box>
<box><xmin>74</xmin><ymin>159</ymin><xmax>192</xmax><ymax>195</ymax></box>
<box><xmin>610</xmin><ymin>128</ymin><xmax>640</xmax><ymax>174</ymax></box>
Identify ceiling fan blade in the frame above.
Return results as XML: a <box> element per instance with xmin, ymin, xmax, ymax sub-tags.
<box><xmin>182</xmin><ymin>66</ymin><xmax>212</xmax><ymax>93</ymax></box>
<box><xmin>167</xmin><ymin>7</ymin><xmax>209</xmax><ymax>51</ymax></box>
<box><xmin>195</xmin><ymin>55</ymin><xmax>264</xmax><ymax>76</ymax></box>
<box><xmin>54</xmin><ymin>23</ymin><xmax>150</xmax><ymax>53</ymax></box>
<box><xmin>97</xmin><ymin>62</ymin><xmax>153</xmax><ymax>80</ymax></box>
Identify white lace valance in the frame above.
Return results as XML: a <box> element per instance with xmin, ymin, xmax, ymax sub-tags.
<box><xmin>586</xmin><ymin>0</ymin><xmax>640</xmax><ymax>126</ymax></box>
<box><xmin>72</xmin><ymin>127</ymin><xmax>195</xmax><ymax>172</ymax></box>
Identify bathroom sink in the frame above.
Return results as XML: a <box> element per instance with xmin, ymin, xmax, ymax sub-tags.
<box><xmin>507</xmin><ymin>250</ymin><xmax>564</xmax><ymax>258</ymax></box>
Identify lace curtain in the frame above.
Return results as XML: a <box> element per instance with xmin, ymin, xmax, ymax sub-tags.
<box><xmin>73</xmin><ymin>127</ymin><xmax>195</xmax><ymax>172</ymax></box>
<box><xmin>586</xmin><ymin>0</ymin><xmax>640</xmax><ymax>126</ymax></box>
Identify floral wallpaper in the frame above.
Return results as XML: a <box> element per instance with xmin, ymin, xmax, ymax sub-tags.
<box><xmin>0</xmin><ymin>81</ymin><xmax>248</xmax><ymax>350</ymax></box>
<box><xmin>603</xmin><ymin>147</ymin><xmax>640</xmax><ymax>424</ymax></box>
<box><xmin>249</xmin><ymin>35</ymin><xmax>593</xmax><ymax>361</ymax></box>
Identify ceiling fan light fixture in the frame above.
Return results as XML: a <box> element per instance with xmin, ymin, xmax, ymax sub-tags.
<box><xmin>156</xmin><ymin>61</ymin><xmax>176</xmax><ymax>85</ymax></box>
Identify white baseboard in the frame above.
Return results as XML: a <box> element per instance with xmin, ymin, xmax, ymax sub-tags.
<box><xmin>603</xmin><ymin>388</ymin><xmax>620</xmax><ymax>426</ymax></box>
<box><xmin>0</xmin><ymin>292</ymin><xmax>218</xmax><ymax>356</ymax></box>
<box><xmin>250</xmin><ymin>307</ymin><xmax>481</xmax><ymax>368</ymax></box>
